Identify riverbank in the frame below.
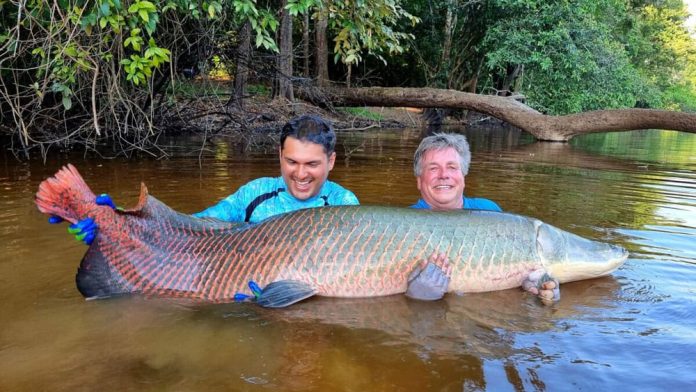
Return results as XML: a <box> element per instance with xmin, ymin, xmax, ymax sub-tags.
<box><xmin>160</xmin><ymin>94</ymin><xmax>418</xmax><ymax>137</ymax></box>
<box><xmin>0</xmin><ymin>87</ymin><xmax>502</xmax><ymax>160</ymax></box>
<box><xmin>0</xmin><ymin>93</ymin><xmax>417</xmax><ymax>160</ymax></box>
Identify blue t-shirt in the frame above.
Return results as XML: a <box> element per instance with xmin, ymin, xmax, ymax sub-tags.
<box><xmin>410</xmin><ymin>197</ymin><xmax>502</xmax><ymax>211</ymax></box>
<box><xmin>194</xmin><ymin>176</ymin><xmax>359</xmax><ymax>223</ymax></box>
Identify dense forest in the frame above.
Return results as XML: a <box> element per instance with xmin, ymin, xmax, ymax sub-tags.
<box><xmin>1</xmin><ymin>0</ymin><xmax>695</xmax><ymax>155</ymax></box>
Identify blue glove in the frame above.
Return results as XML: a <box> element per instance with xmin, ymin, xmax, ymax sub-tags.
<box><xmin>233</xmin><ymin>280</ymin><xmax>264</xmax><ymax>302</ymax></box>
<box><xmin>48</xmin><ymin>193</ymin><xmax>118</xmax><ymax>245</ymax></box>
<box><xmin>67</xmin><ymin>217</ymin><xmax>98</xmax><ymax>245</ymax></box>
<box><xmin>95</xmin><ymin>193</ymin><xmax>118</xmax><ymax>210</ymax></box>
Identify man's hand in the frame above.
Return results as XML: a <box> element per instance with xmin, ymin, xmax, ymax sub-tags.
<box><xmin>522</xmin><ymin>269</ymin><xmax>561</xmax><ymax>304</ymax></box>
<box><xmin>67</xmin><ymin>217</ymin><xmax>98</xmax><ymax>245</ymax></box>
<box><xmin>406</xmin><ymin>253</ymin><xmax>452</xmax><ymax>301</ymax></box>
<box><xmin>48</xmin><ymin>193</ymin><xmax>118</xmax><ymax>246</ymax></box>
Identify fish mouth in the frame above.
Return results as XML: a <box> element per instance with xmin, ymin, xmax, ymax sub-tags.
<box><xmin>536</xmin><ymin>221</ymin><xmax>629</xmax><ymax>283</ymax></box>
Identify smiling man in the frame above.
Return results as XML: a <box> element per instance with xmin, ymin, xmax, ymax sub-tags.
<box><xmin>194</xmin><ymin>115</ymin><xmax>358</xmax><ymax>223</ymax></box>
<box><xmin>408</xmin><ymin>134</ymin><xmax>560</xmax><ymax>303</ymax></box>
<box><xmin>411</xmin><ymin>133</ymin><xmax>501</xmax><ymax>211</ymax></box>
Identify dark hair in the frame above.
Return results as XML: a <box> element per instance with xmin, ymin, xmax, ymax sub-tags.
<box><xmin>280</xmin><ymin>115</ymin><xmax>336</xmax><ymax>155</ymax></box>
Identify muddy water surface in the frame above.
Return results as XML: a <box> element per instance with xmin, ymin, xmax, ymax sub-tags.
<box><xmin>1</xmin><ymin>127</ymin><xmax>695</xmax><ymax>391</ymax></box>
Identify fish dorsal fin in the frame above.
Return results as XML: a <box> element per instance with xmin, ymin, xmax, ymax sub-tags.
<box><xmin>117</xmin><ymin>182</ymin><xmax>247</xmax><ymax>231</ymax></box>
<box><xmin>121</xmin><ymin>182</ymin><xmax>149</xmax><ymax>214</ymax></box>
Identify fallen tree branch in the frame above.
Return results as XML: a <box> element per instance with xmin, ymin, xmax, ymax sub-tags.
<box><xmin>302</xmin><ymin>87</ymin><xmax>696</xmax><ymax>141</ymax></box>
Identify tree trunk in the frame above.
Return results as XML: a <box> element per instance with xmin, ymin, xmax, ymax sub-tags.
<box><xmin>232</xmin><ymin>22</ymin><xmax>251</xmax><ymax>109</ymax></box>
<box><xmin>277</xmin><ymin>0</ymin><xmax>294</xmax><ymax>100</ymax></box>
<box><xmin>500</xmin><ymin>64</ymin><xmax>523</xmax><ymax>95</ymax></box>
<box><xmin>303</xmin><ymin>12</ymin><xmax>310</xmax><ymax>78</ymax></box>
<box><xmin>301</xmin><ymin>87</ymin><xmax>696</xmax><ymax>141</ymax></box>
<box><xmin>441</xmin><ymin>0</ymin><xmax>455</xmax><ymax>88</ymax></box>
<box><xmin>315</xmin><ymin>13</ymin><xmax>329</xmax><ymax>87</ymax></box>
<box><xmin>513</xmin><ymin>65</ymin><xmax>524</xmax><ymax>93</ymax></box>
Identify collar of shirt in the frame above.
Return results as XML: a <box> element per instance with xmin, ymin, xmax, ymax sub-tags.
<box><xmin>411</xmin><ymin>197</ymin><xmax>467</xmax><ymax>209</ymax></box>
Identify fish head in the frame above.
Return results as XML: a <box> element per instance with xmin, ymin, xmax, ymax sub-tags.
<box><xmin>535</xmin><ymin>221</ymin><xmax>628</xmax><ymax>283</ymax></box>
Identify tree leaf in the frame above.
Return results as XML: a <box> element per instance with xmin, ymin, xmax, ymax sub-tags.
<box><xmin>62</xmin><ymin>96</ymin><xmax>72</xmax><ymax>110</ymax></box>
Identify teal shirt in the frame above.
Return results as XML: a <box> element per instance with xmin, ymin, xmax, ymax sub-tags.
<box><xmin>410</xmin><ymin>197</ymin><xmax>502</xmax><ymax>211</ymax></box>
<box><xmin>194</xmin><ymin>176</ymin><xmax>359</xmax><ymax>223</ymax></box>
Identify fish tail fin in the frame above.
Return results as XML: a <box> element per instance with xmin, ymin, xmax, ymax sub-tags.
<box><xmin>76</xmin><ymin>246</ymin><xmax>131</xmax><ymax>299</ymax></box>
<box><xmin>35</xmin><ymin>164</ymin><xmax>97</xmax><ymax>224</ymax></box>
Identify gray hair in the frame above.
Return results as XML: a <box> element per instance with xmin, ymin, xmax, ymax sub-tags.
<box><xmin>413</xmin><ymin>133</ymin><xmax>471</xmax><ymax>176</ymax></box>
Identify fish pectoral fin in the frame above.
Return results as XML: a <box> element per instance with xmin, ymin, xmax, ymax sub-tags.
<box><xmin>256</xmin><ymin>280</ymin><xmax>316</xmax><ymax>308</ymax></box>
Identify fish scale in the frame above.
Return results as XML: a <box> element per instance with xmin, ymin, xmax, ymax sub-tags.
<box><xmin>36</xmin><ymin>164</ymin><xmax>628</xmax><ymax>305</ymax></box>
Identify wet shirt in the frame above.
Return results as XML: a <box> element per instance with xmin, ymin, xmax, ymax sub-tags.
<box><xmin>193</xmin><ymin>176</ymin><xmax>359</xmax><ymax>223</ymax></box>
<box><xmin>410</xmin><ymin>197</ymin><xmax>502</xmax><ymax>211</ymax></box>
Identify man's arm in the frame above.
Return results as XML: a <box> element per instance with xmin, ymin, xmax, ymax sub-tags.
<box><xmin>465</xmin><ymin>197</ymin><xmax>502</xmax><ymax>212</ymax></box>
<box><xmin>193</xmin><ymin>197</ymin><xmax>244</xmax><ymax>221</ymax></box>
<box><xmin>193</xmin><ymin>183</ymin><xmax>258</xmax><ymax>222</ymax></box>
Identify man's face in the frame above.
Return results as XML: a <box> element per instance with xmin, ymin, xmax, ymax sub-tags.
<box><xmin>416</xmin><ymin>147</ymin><xmax>465</xmax><ymax>210</ymax></box>
<box><xmin>280</xmin><ymin>136</ymin><xmax>336</xmax><ymax>200</ymax></box>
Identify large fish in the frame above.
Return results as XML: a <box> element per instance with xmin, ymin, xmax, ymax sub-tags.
<box><xmin>35</xmin><ymin>165</ymin><xmax>628</xmax><ymax>307</ymax></box>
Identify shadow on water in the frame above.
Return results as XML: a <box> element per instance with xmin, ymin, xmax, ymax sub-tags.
<box><xmin>231</xmin><ymin>277</ymin><xmax>623</xmax><ymax>356</ymax></box>
<box><xmin>177</xmin><ymin>276</ymin><xmax>622</xmax><ymax>390</ymax></box>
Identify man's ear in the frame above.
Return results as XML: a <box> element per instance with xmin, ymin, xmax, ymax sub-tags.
<box><xmin>328</xmin><ymin>152</ymin><xmax>336</xmax><ymax>170</ymax></box>
<box><xmin>416</xmin><ymin>176</ymin><xmax>422</xmax><ymax>191</ymax></box>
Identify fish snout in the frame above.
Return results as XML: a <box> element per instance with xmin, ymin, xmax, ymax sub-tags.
<box><xmin>536</xmin><ymin>222</ymin><xmax>628</xmax><ymax>282</ymax></box>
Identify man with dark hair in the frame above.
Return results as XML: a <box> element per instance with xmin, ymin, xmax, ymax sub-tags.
<box><xmin>59</xmin><ymin>115</ymin><xmax>358</xmax><ymax>244</ymax></box>
<box><xmin>193</xmin><ymin>114</ymin><xmax>359</xmax><ymax>223</ymax></box>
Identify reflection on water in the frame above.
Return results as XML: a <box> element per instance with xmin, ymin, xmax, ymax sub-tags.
<box><xmin>1</xmin><ymin>128</ymin><xmax>696</xmax><ymax>391</ymax></box>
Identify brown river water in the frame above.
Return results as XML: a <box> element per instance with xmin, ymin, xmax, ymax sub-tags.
<box><xmin>1</xmin><ymin>127</ymin><xmax>695</xmax><ymax>391</ymax></box>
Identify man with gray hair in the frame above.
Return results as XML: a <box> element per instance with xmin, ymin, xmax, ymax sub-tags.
<box><xmin>411</xmin><ymin>133</ymin><xmax>501</xmax><ymax>211</ymax></box>
<box><xmin>406</xmin><ymin>133</ymin><xmax>560</xmax><ymax>303</ymax></box>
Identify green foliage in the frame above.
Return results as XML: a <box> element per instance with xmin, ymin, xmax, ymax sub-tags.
<box><xmin>326</xmin><ymin>0</ymin><xmax>420</xmax><ymax>65</ymax></box>
<box><xmin>394</xmin><ymin>0</ymin><xmax>489</xmax><ymax>89</ymax></box>
<box><xmin>234</xmin><ymin>0</ymin><xmax>279</xmax><ymax>51</ymax></box>
<box><xmin>0</xmin><ymin>0</ymin><xmax>285</xmax><ymax>152</ymax></box>
<box><xmin>7</xmin><ymin>0</ymin><xmax>279</xmax><ymax>97</ymax></box>
<box><xmin>338</xmin><ymin>107</ymin><xmax>385</xmax><ymax>121</ymax></box>
<box><xmin>167</xmin><ymin>80</ymin><xmax>228</xmax><ymax>99</ymax></box>
<box><xmin>247</xmin><ymin>84</ymin><xmax>270</xmax><ymax>96</ymax></box>
<box><xmin>3</xmin><ymin>0</ymin><xmax>695</xmax><ymax>153</ymax></box>
<box><xmin>663</xmin><ymin>83</ymin><xmax>696</xmax><ymax>112</ymax></box>
<box><xmin>625</xmin><ymin>2</ymin><xmax>693</xmax><ymax>87</ymax></box>
<box><xmin>296</xmin><ymin>0</ymin><xmax>419</xmax><ymax>67</ymax></box>
<box><xmin>481</xmin><ymin>0</ymin><xmax>642</xmax><ymax>113</ymax></box>
<box><xmin>389</xmin><ymin>0</ymin><xmax>696</xmax><ymax>114</ymax></box>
